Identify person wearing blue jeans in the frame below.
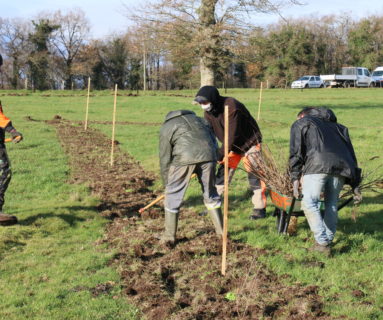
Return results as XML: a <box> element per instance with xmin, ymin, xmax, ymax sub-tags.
<box><xmin>302</xmin><ymin>174</ymin><xmax>344</xmax><ymax>246</ymax></box>
<box><xmin>289</xmin><ymin>107</ymin><xmax>361</xmax><ymax>254</ymax></box>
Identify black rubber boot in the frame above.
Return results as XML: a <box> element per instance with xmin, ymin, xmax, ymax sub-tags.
<box><xmin>249</xmin><ymin>208</ymin><xmax>266</xmax><ymax>220</ymax></box>
<box><xmin>0</xmin><ymin>212</ymin><xmax>18</xmax><ymax>226</ymax></box>
<box><xmin>161</xmin><ymin>209</ymin><xmax>179</xmax><ymax>246</ymax></box>
<box><xmin>208</xmin><ymin>208</ymin><xmax>223</xmax><ymax>236</ymax></box>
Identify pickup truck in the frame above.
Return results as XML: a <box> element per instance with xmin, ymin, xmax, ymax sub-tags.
<box><xmin>320</xmin><ymin>67</ymin><xmax>375</xmax><ymax>88</ymax></box>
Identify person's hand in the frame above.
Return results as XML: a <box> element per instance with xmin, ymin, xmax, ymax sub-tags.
<box><xmin>11</xmin><ymin>131</ymin><xmax>23</xmax><ymax>143</ymax></box>
<box><xmin>218</xmin><ymin>152</ymin><xmax>242</xmax><ymax>169</ymax></box>
<box><xmin>353</xmin><ymin>186</ymin><xmax>362</xmax><ymax>205</ymax></box>
<box><xmin>293</xmin><ymin>180</ymin><xmax>300</xmax><ymax>199</ymax></box>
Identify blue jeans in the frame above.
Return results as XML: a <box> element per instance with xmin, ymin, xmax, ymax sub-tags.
<box><xmin>302</xmin><ymin>174</ymin><xmax>344</xmax><ymax>246</ymax></box>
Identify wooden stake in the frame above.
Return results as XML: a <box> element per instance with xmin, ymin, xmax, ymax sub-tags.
<box><xmin>110</xmin><ymin>84</ymin><xmax>118</xmax><ymax>166</ymax></box>
<box><xmin>257</xmin><ymin>82</ymin><xmax>263</xmax><ymax>121</ymax></box>
<box><xmin>221</xmin><ymin>105</ymin><xmax>229</xmax><ymax>276</ymax></box>
<box><xmin>84</xmin><ymin>77</ymin><xmax>91</xmax><ymax>131</ymax></box>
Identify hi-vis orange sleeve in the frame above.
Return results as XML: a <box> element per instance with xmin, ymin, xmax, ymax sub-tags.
<box><xmin>0</xmin><ymin>106</ymin><xmax>11</xmax><ymax>129</ymax></box>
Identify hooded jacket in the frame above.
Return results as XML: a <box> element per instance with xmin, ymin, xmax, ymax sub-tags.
<box><xmin>195</xmin><ymin>86</ymin><xmax>262</xmax><ymax>158</ymax></box>
<box><xmin>159</xmin><ymin>110</ymin><xmax>217</xmax><ymax>185</ymax></box>
<box><xmin>289</xmin><ymin>107</ymin><xmax>359</xmax><ymax>185</ymax></box>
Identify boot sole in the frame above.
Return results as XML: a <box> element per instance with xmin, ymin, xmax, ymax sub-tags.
<box><xmin>0</xmin><ymin>218</ymin><xmax>18</xmax><ymax>226</ymax></box>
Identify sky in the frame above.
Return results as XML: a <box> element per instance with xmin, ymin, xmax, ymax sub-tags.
<box><xmin>2</xmin><ymin>0</ymin><xmax>383</xmax><ymax>38</ymax></box>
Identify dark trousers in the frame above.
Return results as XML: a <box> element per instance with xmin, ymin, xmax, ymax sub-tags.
<box><xmin>0</xmin><ymin>148</ymin><xmax>11</xmax><ymax>211</ymax></box>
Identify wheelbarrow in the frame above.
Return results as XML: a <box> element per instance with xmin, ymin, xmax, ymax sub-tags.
<box><xmin>268</xmin><ymin>189</ymin><xmax>354</xmax><ymax>234</ymax></box>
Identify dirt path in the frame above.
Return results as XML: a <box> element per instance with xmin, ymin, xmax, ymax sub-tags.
<box><xmin>50</xmin><ymin>117</ymin><xmax>330</xmax><ymax>320</ymax></box>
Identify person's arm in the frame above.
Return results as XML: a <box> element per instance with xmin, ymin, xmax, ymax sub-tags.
<box><xmin>219</xmin><ymin>103</ymin><xmax>238</xmax><ymax>158</ymax></box>
<box><xmin>340</xmin><ymin>126</ymin><xmax>362</xmax><ymax>191</ymax></box>
<box><xmin>289</xmin><ymin>121</ymin><xmax>305</xmax><ymax>181</ymax></box>
<box><xmin>159</xmin><ymin>126</ymin><xmax>173</xmax><ymax>186</ymax></box>
<box><xmin>0</xmin><ymin>102</ymin><xmax>23</xmax><ymax>142</ymax></box>
<box><xmin>5</xmin><ymin>122</ymin><xmax>23</xmax><ymax>142</ymax></box>
<box><xmin>341</xmin><ymin>126</ymin><xmax>357</xmax><ymax>164</ymax></box>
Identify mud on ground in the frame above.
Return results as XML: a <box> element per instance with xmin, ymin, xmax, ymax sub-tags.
<box><xmin>51</xmin><ymin>118</ymin><xmax>330</xmax><ymax>320</ymax></box>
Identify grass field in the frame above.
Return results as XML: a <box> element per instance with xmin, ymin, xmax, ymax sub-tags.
<box><xmin>0</xmin><ymin>87</ymin><xmax>382</xmax><ymax>319</ymax></box>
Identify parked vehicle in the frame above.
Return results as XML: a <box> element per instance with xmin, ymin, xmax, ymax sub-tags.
<box><xmin>291</xmin><ymin>75</ymin><xmax>325</xmax><ymax>89</ymax></box>
<box><xmin>320</xmin><ymin>67</ymin><xmax>375</xmax><ymax>88</ymax></box>
<box><xmin>372</xmin><ymin>66</ymin><xmax>383</xmax><ymax>88</ymax></box>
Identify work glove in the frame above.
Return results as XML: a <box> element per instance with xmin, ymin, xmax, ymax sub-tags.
<box><xmin>10</xmin><ymin>130</ymin><xmax>23</xmax><ymax>143</ymax></box>
<box><xmin>292</xmin><ymin>180</ymin><xmax>301</xmax><ymax>199</ymax></box>
<box><xmin>352</xmin><ymin>186</ymin><xmax>362</xmax><ymax>205</ymax></box>
<box><xmin>218</xmin><ymin>151</ymin><xmax>242</xmax><ymax>169</ymax></box>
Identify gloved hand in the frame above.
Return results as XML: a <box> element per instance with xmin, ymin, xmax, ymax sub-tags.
<box><xmin>353</xmin><ymin>186</ymin><xmax>362</xmax><ymax>205</ymax></box>
<box><xmin>292</xmin><ymin>180</ymin><xmax>301</xmax><ymax>199</ymax></box>
<box><xmin>218</xmin><ymin>151</ymin><xmax>242</xmax><ymax>169</ymax></box>
<box><xmin>11</xmin><ymin>130</ymin><xmax>23</xmax><ymax>143</ymax></box>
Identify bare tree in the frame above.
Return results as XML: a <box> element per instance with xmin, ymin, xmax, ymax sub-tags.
<box><xmin>126</xmin><ymin>0</ymin><xmax>301</xmax><ymax>86</ymax></box>
<box><xmin>49</xmin><ymin>9</ymin><xmax>90</xmax><ymax>89</ymax></box>
<box><xmin>0</xmin><ymin>18</ymin><xmax>31</xmax><ymax>89</ymax></box>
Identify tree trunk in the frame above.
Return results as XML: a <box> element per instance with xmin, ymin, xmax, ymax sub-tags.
<box><xmin>200</xmin><ymin>57</ymin><xmax>215</xmax><ymax>86</ymax></box>
<box><xmin>198</xmin><ymin>0</ymin><xmax>218</xmax><ymax>87</ymax></box>
<box><xmin>11</xmin><ymin>58</ymin><xmax>19</xmax><ymax>89</ymax></box>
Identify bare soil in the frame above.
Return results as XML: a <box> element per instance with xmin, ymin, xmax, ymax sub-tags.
<box><xmin>50</xmin><ymin>117</ymin><xmax>331</xmax><ymax>320</ymax></box>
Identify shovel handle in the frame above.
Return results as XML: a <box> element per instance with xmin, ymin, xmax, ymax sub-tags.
<box><xmin>138</xmin><ymin>173</ymin><xmax>198</xmax><ymax>214</ymax></box>
<box><xmin>139</xmin><ymin>194</ymin><xmax>165</xmax><ymax>213</ymax></box>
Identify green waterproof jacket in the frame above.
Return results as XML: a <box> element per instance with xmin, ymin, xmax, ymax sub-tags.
<box><xmin>159</xmin><ymin>110</ymin><xmax>217</xmax><ymax>185</ymax></box>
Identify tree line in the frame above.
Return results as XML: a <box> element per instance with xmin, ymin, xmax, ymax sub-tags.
<box><xmin>1</xmin><ymin>8</ymin><xmax>383</xmax><ymax>90</ymax></box>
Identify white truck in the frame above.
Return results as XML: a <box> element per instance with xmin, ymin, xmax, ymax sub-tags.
<box><xmin>320</xmin><ymin>67</ymin><xmax>375</xmax><ymax>88</ymax></box>
<box><xmin>372</xmin><ymin>66</ymin><xmax>383</xmax><ymax>87</ymax></box>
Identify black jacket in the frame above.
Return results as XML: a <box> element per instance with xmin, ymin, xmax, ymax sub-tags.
<box><xmin>159</xmin><ymin>110</ymin><xmax>217</xmax><ymax>185</ymax></box>
<box><xmin>195</xmin><ymin>86</ymin><xmax>262</xmax><ymax>159</ymax></box>
<box><xmin>289</xmin><ymin>107</ymin><xmax>359</xmax><ymax>185</ymax></box>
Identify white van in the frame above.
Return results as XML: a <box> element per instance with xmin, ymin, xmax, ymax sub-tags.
<box><xmin>372</xmin><ymin>66</ymin><xmax>383</xmax><ymax>87</ymax></box>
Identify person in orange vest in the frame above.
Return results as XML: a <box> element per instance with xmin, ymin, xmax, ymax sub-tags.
<box><xmin>194</xmin><ymin>86</ymin><xmax>267</xmax><ymax>219</ymax></box>
<box><xmin>0</xmin><ymin>55</ymin><xmax>23</xmax><ymax>226</ymax></box>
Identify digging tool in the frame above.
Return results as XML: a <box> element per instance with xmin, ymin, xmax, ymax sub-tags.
<box><xmin>139</xmin><ymin>194</ymin><xmax>165</xmax><ymax>213</ymax></box>
<box><xmin>138</xmin><ymin>173</ymin><xmax>197</xmax><ymax>214</ymax></box>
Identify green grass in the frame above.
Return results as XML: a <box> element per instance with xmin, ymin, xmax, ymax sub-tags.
<box><xmin>0</xmin><ymin>96</ymin><xmax>139</xmax><ymax>319</ymax></box>
<box><xmin>1</xmin><ymin>87</ymin><xmax>382</xmax><ymax>319</ymax></box>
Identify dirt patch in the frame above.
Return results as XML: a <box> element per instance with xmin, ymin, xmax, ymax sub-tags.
<box><xmin>351</xmin><ymin>290</ymin><xmax>366</xmax><ymax>298</ymax></box>
<box><xmin>51</xmin><ymin>117</ymin><xmax>331</xmax><ymax>320</ymax></box>
<box><xmin>40</xmin><ymin>93</ymin><xmax>139</xmax><ymax>97</ymax></box>
<box><xmin>0</xmin><ymin>93</ymin><xmax>31</xmax><ymax>96</ymax></box>
<box><xmin>25</xmin><ymin>115</ymin><xmax>160</xmax><ymax>127</ymax></box>
<box><xmin>81</xmin><ymin>120</ymin><xmax>161</xmax><ymax>126</ymax></box>
<box><xmin>50</xmin><ymin>118</ymin><xmax>156</xmax><ymax>217</ymax></box>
